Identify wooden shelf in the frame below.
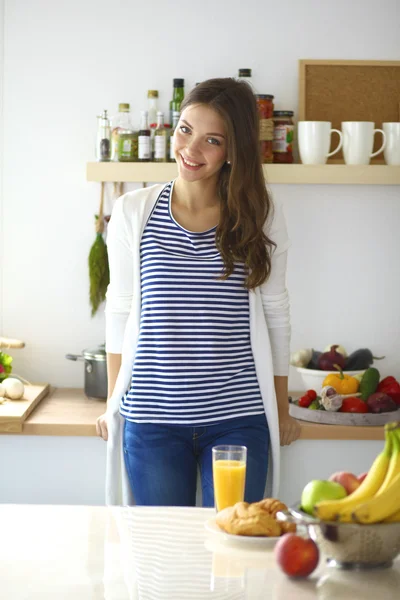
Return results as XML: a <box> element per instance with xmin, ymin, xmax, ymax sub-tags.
<box><xmin>86</xmin><ymin>162</ymin><xmax>400</xmax><ymax>185</ymax></box>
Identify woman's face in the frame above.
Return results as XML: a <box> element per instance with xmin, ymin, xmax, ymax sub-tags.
<box><xmin>174</xmin><ymin>104</ymin><xmax>228</xmax><ymax>184</ymax></box>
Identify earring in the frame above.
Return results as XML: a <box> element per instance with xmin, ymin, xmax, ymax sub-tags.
<box><xmin>226</xmin><ymin>160</ymin><xmax>231</xmax><ymax>165</ymax></box>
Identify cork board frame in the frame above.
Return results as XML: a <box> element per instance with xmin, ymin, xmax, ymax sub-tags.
<box><xmin>298</xmin><ymin>59</ymin><xmax>400</xmax><ymax>163</ymax></box>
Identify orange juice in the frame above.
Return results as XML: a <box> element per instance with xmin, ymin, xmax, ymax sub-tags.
<box><xmin>213</xmin><ymin>459</ymin><xmax>246</xmax><ymax>512</ymax></box>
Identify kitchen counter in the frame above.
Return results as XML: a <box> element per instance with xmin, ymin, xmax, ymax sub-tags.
<box><xmin>1</xmin><ymin>504</ymin><xmax>399</xmax><ymax>599</ymax></box>
<box><xmin>0</xmin><ymin>388</ymin><xmax>386</xmax><ymax>506</ymax></box>
<box><xmin>9</xmin><ymin>386</ymin><xmax>385</xmax><ymax>440</ymax></box>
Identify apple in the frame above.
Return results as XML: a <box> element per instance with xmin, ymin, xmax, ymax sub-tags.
<box><xmin>357</xmin><ymin>472</ymin><xmax>368</xmax><ymax>484</ymax></box>
<box><xmin>275</xmin><ymin>533</ymin><xmax>319</xmax><ymax>578</ymax></box>
<box><xmin>301</xmin><ymin>480</ymin><xmax>347</xmax><ymax>515</ymax></box>
<box><xmin>329</xmin><ymin>471</ymin><xmax>360</xmax><ymax>495</ymax></box>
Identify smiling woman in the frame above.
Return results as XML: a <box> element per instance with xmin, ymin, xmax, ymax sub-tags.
<box><xmin>99</xmin><ymin>77</ymin><xmax>300</xmax><ymax>508</ymax></box>
<box><xmin>173</xmin><ymin>79</ymin><xmax>276</xmax><ymax>288</ymax></box>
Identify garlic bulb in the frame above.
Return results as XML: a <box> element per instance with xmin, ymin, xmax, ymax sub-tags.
<box><xmin>320</xmin><ymin>386</ymin><xmax>343</xmax><ymax>412</ymax></box>
<box><xmin>0</xmin><ymin>383</ymin><xmax>6</xmax><ymax>403</ymax></box>
<box><xmin>2</xmin><ymin>377</ymin><xmax>25</xmax><ymax>400</ymax></box>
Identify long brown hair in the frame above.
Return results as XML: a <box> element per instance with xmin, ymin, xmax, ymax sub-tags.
<box><xmin>180</xmin><ymin>78</ymin><xmax>276</xmax><ymax>289</ymax></box>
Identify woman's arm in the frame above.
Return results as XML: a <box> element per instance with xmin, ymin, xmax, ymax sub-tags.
<box><xmin>259</xmin><ymin>219</ymin><xmax>301</xmax><ymax>445</ymax></box>
<box><xmin>96</xmin><ymin>352</ymin><xmax>122</xmax><ymax>441</ymax></box>
<box><xmin>96</xmin><ymin>195</ymin><xmax>133</xmax><ymax>440</ymax></box>
<box><xmin>107</xmin><ymin>352</ymin><xmax>122</xmax><ymax>400</ymax></box>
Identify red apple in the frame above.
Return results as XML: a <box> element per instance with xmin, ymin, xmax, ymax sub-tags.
<box><xmin>357</xmin><ymin>472</ymin><xmax>368</xmax><ymax>484</ymax></box>
<box><xmin>329</xmin><ymin>471</ymin><xmax>360</xmax><ymax>495</ymax></box>
<box><xmin>274</xmin><ymin>533</ymin><xmax>319</xmax><ymax>578</ymax></box>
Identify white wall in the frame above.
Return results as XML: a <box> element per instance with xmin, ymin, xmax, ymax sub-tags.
<box><xmin>1</xmin><ymin>0</ymin><xmax>399</xmax><ymax>392</ymax></box>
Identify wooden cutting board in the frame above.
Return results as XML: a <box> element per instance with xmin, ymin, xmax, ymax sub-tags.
<box><xmin>0</xmin><ymin>383</ymin><xmax>50</xmax><ymax>432</ymax></box>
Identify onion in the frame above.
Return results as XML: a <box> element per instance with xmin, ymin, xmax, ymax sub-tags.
<box><xmin>2</xmin><ymin>377</ymin><xmax>25</xmax><ymax>400</ymax></box>
<box><xmin>318</xmin><ymin>345</ymin><xmax>346</xmax><ymax>371</ymax></box>
<box><xmin>323</xmin><ymin>344</ymin><xmax>348</xmax><ymax>358</ymax></box>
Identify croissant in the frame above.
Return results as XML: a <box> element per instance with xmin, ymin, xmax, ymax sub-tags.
<box><xmin>215</xmin><ymin>498</ymin><xmax>296</xmax><ymax>537</ymax></box>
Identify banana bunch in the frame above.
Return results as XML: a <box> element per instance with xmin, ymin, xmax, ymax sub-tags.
<box><xmin>315</xmin><ymin>421</ymin><xmax>400</xmax><ymax>524</ymax></box>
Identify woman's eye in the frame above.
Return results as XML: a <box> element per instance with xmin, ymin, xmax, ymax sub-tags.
<box><xmin>179</xmin><ymin>126</ymin><xmax>190</xmax><ymax>134</ymax></box>
<box><xmin>207</xmin><ymin>137</ymin><xmax>221</xmax><ymax>146</ymax></box>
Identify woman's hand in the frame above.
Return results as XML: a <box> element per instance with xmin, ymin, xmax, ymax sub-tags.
<box><xmin>96</xmin><ymin>413</ymin><xmax>108</xmax><ymax>441</ymax></box>
<box><xmin>279</xmin><ymin>414</ymin><xmax>301</xmax><ymax>446</ymax></box>
<box><xmin>274</xmin><ymin>376</ymin><xmax>301</xmax><ymax>446</ymax></box>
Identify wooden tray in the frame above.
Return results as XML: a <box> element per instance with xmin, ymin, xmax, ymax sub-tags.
<box><xmin>0</xmin><ymin>383</ymin><xmax>50</xmax><ymax>432</ymax></box>
<box><xmin>298</xmin><ymin>59</ymin><xmax>400</xmax><ymax>164</ymax></box>
<box><xmin>289</xmin><ymin>402</ymin><xmax>400</xmax><ymax>427</ymax></box>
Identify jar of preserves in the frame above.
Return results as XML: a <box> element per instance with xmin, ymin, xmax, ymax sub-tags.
<box><xmin>273</xmin><ymin>111</ymin><xmax>294</xmax><ymax>164</ymax></box>
<box><xmin>256</xmin><ymin>95</ymin><xmax>274</xmax><ymax>163</ymax></box>
<box><xmin>117</xmin><ymin>129</ymin><xmax>139</xmax><ymax>162</ymax></box>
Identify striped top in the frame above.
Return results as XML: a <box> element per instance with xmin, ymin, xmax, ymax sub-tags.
<box><xmin>120</xmin><ymin>181</ymin><xmax>264</xmax><ymax>425</ymax></box>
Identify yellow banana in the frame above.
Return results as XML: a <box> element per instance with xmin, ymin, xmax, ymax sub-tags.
<box><xmin>314</xmin><ymin>429</ymin><xmax>392</xmax><ymax>522</ymax></box>
<box><xmin>384</xmin><ymin>508</ymin><xmax>400</xmax><ymax>523</ymax></box>
<box><xmin>351</xmin><ymin>471</ymin><xmax>400</xmax><ymax>523</ymax></box>
<box><xmin>376</xmin><ymin>427</ymin><xmax>400</xmax><ymax>496</ymax></box>
<box><xmin>381</xmin><ymin>426</ymin><xmax>400</xmax><ymax>523</ymax></box>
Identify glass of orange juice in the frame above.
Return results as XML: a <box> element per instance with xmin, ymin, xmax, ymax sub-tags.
<box><xmin>212</xmin><ymin>445</ymin><xmax>247</xmax><ymax>512</ymax></box>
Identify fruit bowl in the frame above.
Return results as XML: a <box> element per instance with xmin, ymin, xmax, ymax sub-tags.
<box><xmin>294</xmin><ymin>367</ymin><xmax>365</xmax><ymax>393</ymax></box>
<box><xmin>277</xmin><ymin>503</ymin><xmax>400</xmax><ymax>570</ymax></box>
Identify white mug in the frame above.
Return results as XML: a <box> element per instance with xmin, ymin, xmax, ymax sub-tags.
<box><xmin>342</xmin><ymin>122</ymin><xmax>386</xmax><ymax>165</ymax></box>
<box><xmin>383</xmin><ymin>122</ymin><xmax>400</xmax><ymax>165</ymax></box>
<box><xmin>298</xmin><ymin>121</ymin><xmax>343</xmax><ymax>165</ymax></box>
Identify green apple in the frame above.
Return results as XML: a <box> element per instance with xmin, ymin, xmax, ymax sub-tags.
<box><xmin>301</xmin><ymin>480</ymin><xmax>347</xmax><ymax>515</ymax></box>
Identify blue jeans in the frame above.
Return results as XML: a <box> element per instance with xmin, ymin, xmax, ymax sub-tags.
<box><xmin>123</xmin><ymin>414</ymin><xmax>269</xmax><ymax>507</ymax></box>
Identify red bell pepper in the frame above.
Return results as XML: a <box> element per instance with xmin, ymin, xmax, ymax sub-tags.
<box><xmin>377</xmin><ymin>376</ymin><xmax>400</xmax><ymax>406</ymax></box>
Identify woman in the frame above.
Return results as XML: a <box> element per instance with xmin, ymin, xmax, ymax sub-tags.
<box><xmin>96</xmin><ymin>78</ymin><xmax>300</xmax><ymax>507</ymax></box>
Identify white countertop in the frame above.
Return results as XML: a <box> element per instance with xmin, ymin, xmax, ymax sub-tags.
<box><xmin>1</xmin><ymin>504</ymin><xmax>399</xmax><ymax>599</ymax></box>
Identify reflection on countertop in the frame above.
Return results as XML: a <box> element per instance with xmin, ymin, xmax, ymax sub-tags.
<box><xmin>0</xmin><ymin>504</ymin><xmax>399</xmax><ymax>599</ymax></box>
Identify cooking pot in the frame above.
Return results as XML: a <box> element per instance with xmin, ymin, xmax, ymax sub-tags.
<box><xmin>66</xmin><ymin>344</ymin><xmax>108</xmax><ymax>400</ymax></box>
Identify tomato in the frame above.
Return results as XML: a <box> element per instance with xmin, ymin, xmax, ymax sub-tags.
<box><xmin>298</xmin><ymin>395</ymin><xmax>313</xmax><ymax>408</ymax></box>
<box><xmin>306</xmin><ymin>390</ymin><xmax>317</xmax><ymax>401</ymax></box>
<box><xmin>339</xmin><ymin>397</ymin><xmax>368</xmax><ymax>413</ymax></box>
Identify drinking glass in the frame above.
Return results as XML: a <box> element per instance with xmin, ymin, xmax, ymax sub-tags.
<box><xmin>212</xmin><ymin>445</ymin><xmax>247</xmax><ymax>512</ymax></box>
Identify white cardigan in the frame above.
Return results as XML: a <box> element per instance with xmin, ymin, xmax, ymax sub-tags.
<box><xmin>104</xmin><ymin>183</ymin><xmax>291</xmax><ymax>506</ymax></box>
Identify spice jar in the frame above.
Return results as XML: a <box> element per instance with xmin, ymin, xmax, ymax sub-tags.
<box><xmin>95</xmin><ymin>110</ymin><xmax>111</xmax><ymax>162</ymax></box>
<box><xmin>256</xmin><ymin>95</ymin><xmax>274</xmax><ymax>163</ymax></box>
<box><xmin>273</xmin><ymin>111</ymin><xmax>294</xmax><ymax>164</ymax></box>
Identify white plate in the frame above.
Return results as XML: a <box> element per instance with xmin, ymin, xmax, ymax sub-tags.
<box><xmin>204</xmin><ymin>516</ymin><xmax>280</xmax><ymax>548</ymax></box>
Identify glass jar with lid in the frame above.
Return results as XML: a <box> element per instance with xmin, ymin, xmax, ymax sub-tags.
<box><xmin>256</xmin><ymin>94</ymin><xmax>274</xmax><ymax>163</ymax></box>
<box><xmin>273</xmin><ymin>111</ymin><xmax>294</xmax><ymax>164</ymax></box>
<box><xmin>117</xmin><ymin>128</ymin><xmax>139</xmax><ymax>162</ymax></box>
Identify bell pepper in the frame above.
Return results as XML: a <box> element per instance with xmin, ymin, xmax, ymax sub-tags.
<box><xmin>322</xmin><ymin>370</ymin><xmax>359</xmax><ymax>395</ymax></box>
<box><xmin>339</xmin><ymin>397</ymin><xmax>369</xmax><ymax>413</ymax></box>
<box><xmin>377</xmin><ymin>376</ymin><xmax>400</xmax><ymax>406</ymax></box>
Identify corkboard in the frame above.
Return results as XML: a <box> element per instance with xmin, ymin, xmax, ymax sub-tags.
<box><xmin>299</xmin><ymin>60</ymin><xmax>400</xmax><ymax>163</ymax></box>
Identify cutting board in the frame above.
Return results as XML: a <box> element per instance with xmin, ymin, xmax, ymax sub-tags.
<box><xmin>0</xmin><ymin>383</ymin><xmax>50</xmax><ymax>432</ymax></box>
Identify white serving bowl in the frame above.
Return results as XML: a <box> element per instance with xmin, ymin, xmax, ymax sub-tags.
<box><xmin>294</xmin><ymin>367</ymin><xmax>365</xmax><ymax>393</ymax></box>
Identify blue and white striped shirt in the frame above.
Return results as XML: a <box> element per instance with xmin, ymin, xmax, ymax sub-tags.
<box><xmin>120</xmin><ymin>182</ymin><xmax>264</xmax><ymax>425</ymax></box>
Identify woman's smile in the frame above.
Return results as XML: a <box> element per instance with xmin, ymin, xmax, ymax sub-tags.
<box><xmin>180</xmin><ymin>153</ymin><xmax>205</xmax><ymax>170</ymax></box>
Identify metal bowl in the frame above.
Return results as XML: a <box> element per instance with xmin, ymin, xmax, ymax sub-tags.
<box><xmin>277</xmin><ymin>503</ymin><xmax>400</xmax><ymax>570</ymax></box>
